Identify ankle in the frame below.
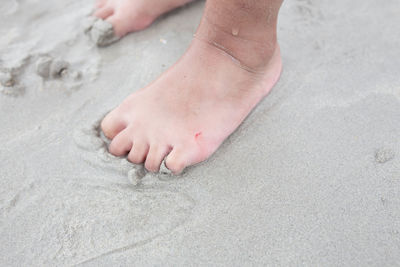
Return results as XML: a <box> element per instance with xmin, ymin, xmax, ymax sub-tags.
<box><xmin>194</xmin><ymin>0</ymin><xmax>281</xmax><ymax>72</ymax></box>
<box><xmin>195</xmin><ymin>17</ymin><xmax>278</xmax><ymax>72</ymax></box>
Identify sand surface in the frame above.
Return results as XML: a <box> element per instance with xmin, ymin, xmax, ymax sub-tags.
<box><xmin>1</xmin><ymin>0</ymin><xmax>400</xmax><ymax>266</ymax></box>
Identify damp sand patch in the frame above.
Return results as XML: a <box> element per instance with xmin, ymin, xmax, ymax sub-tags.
<box><xmin>0</xmin><ymin>181</ymin><xmax>194</xmax><ymax>266</ymax></box>
<box><xmin>0</xmin><ymin>1</ymin><xmax>100</xmax><ymax>98</ymax></box>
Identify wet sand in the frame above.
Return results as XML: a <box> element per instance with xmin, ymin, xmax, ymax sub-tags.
<box><xmin>1</xmin><ymin>0</ymin><xmax>400</xmax><ymax>265</ymax></box>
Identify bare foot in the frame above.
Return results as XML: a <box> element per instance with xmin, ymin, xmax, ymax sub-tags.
<box><xmin>93</xmin><ymin>0</ymin><xmax>194</xmax><ymax>37</ymax></box>
<box><xmin>101</xmin><ymin>0</ymin><xmax>283</xmax><ymax>174</ymax></box>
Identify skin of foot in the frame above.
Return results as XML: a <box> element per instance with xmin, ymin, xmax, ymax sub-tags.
<box><xmin>94</xmin><ymin>0</ymin><xmax>194</xmax><ymax>37</ymax></box>
<box><xmin>101</xmin><ymin>0</ymin><xmax>284</xmax><ymax>174</ymax></box>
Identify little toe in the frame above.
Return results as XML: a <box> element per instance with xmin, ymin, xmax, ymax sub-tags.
<box><xmin>106</xmin><ymin>13</ymin><xmax>153</xmax><ymax>37</ymax></box>
<box><xmin>108</xmin><ymin>129</ymin><xmax>133</xmax><ymax>156</ymax></box>
<box><xmin>145</xmin><ymin>145</ymin><xmax>173</xmax><ymax>173</ymax></box>
<box><xmin>95</xmin><ymin>0</ymin><xmax>107</xmax><ymax>9</ymax></box>
<box><xmin>106</xmin><ymin>15</ymin><xmax>128</xmax><ymax>37</ymax></box>
<box><xmin>127</xmin><ymin>141</ymin><xmax>149</xmax><ymax>165</ymax></box>
<box><xmin>165</xmin><ymin>147</ymin><xmax>189</xmax><ymax>175</ymax></box>
<box><xmin>94</xmin><ymin>6</ymin><xmax>114</xmax><ymax>20</ymax></box>
<box><xmin>101</xmin><ymin>111</ymin><xmax>127</xmax><ymax>139</ymax></box>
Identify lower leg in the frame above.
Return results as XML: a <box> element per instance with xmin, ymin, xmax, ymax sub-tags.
<box><xmin>196</xmin><ymin>0</ymin><xmax>283</xmax><ymax>71</ymax></box>
<box><xmin>101</xmin><ymin>0</ymin><xmax>284</xmax><ymax>174</ymax></box>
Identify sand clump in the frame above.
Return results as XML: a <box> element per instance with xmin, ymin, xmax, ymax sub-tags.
<box><xmin>0</xmin><ymin>69</ymin><xmax>25</xmax><ymax>96</ymax></box>
<box><xmin>0</xmin><ymin>71</ymin><xmax>14</xmax><ymax>87</ymax></box>
<box><xmin>84</xmin><ymin>17</ymin><xmax>120</xmax><ymax>47</ymax></box>
<box><xmin>35</xmin><ymin>56</ymin><xmax>53</xmax><ymax>79</ymax></box>
<box><xmin>375</xmin><ymin>148</ymin><xmax>395</xmax><ymax>164</ymax></box>
<box><xmin>36</xmin><ymin>56</ymin><xmax>82</xmax><ymax>82</ymax></box>
<box><xmin>0</xmin><ymin>52</ymin><xmax>98</xmax><ymax>97</ymax></box>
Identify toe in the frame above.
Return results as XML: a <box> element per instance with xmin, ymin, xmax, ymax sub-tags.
<box><xmin>95</xmin><ymin>0</ymin><xmax>107</xmax><ymax>9</ymax></box>
<box><xmin>101</xmin><ymin>110</ymin><xmax>127</xmax><ymax>140</ymax></box>
<box><xmin>108</xmin><ymin>129</ymin><xmax>133</xmax><ymax>156</ymax></box>
<box><xmin>127</xmin><ymin>141</ymin><xmax>149</xmax><ymax>165</ymax></box>
<box><xmin>106</xmin><ymin>13</ymin><xmax>153</xmax><ymax>37</ymax></box>
<box><xmin>94</xmin><ymin>6</ymin><xmax>114</xmax><ymax>20</ymax></box>
<box><xmin>145</xmin><ymin>145</ymin><xmax>173</xmax><ymax>173</ymax></box>
<box><xmin>106</xmin><ymin>15</ymin><xmax>127</xmax><ymax>37</ymax></box>
<box><xmin>165</xmin><ymin>147</ymin><xmax>188</xmax><ymax>175</ymax></box>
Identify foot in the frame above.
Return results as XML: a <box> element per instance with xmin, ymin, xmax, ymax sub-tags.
<box><xmin>93</xmin><ymin>0</ymin><xmax>194</xmax><ymax>37</ymax></box>
<box><xmin>101</xmin><ymin>21</ymin><xmax>282</xmax><ymax>174</ymax></box>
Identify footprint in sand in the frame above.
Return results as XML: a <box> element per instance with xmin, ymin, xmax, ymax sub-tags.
<box><xmin>0</xmin><ymin>1</ymin><xmax>101</xmax><ymax>98</ymax></box>
<box><xmin>34</xmin><ymin>55</ymin><xmax>86</xmax><ymax>92</ymax></box>
<box><xmin>0</xmin><ymin>153</ymin><xmax>34</xmax><ymax>225</ymax></box>
<box><xmin>36</xmin><ymin>56</ymin><xmax>80</xmax><ymax>81</ymax></box>
<box><xmin>0</xmin><ymin>51</ymin><xmax>98</xmax><ymax>97</ymax></box>
<box><xmin>72</xmin><ymin>117</ymin><xmax>175</xmax><ymax>186</ymax></box>
<box><xmin>0</xmin><ymin>135</ymin><xmax>194</xmax><ymax>266</ymax></box>
<box><xmin>0</xmin><ymin>181</ymin><xmax>195</xmax><ymax>266</ymax></box>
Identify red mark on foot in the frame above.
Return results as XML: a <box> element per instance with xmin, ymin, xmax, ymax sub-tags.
<box><xmin>195</xmin><ymin>132</ymin><xmax>202</xmax><ymax>139</ymax></box>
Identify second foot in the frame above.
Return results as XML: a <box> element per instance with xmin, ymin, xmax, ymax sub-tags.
<box><xmin>101</xmin><ymin>39</ymin><xmax>282</xmax><ymax>174</ymax></box>
<box><xmin>93</xmin><ymin>0</ymin><xmax>194</xmax><ymax>37</ymax></box>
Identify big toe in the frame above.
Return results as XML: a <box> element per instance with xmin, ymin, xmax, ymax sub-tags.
<box><xmin>107</xmin><ymin>13</ymin><xmax>154</xmax><ymax>37</ymax></box>
<box><xmin>106</xmin><ymin>15</ymin><xmax>133</xmax><ymax>37</ymax></box>
<box><xmin>94</xmin><ymin>5</ymin><xmax>114</xmax><ymax>20</ymax></box>
<box><xmin>108</xmin><ymin>128</ymin><xmax>133</xmax><ymax>156</ymax></box>
<box><xmin>101</xmin><ymin>110</ymin><xmax>127</xmax><ymax>139</ymax></box>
